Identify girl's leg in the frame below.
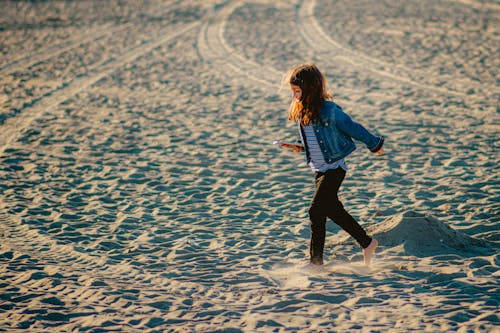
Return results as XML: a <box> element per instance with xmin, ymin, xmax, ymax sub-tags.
<box><xmin>308</xmin><ymin>172</ymin><xmax>328</xmax><ymax>264</ymax></box>
<box><xmin>309</xmin><ymin>168</ymin><xmax>374</xmax><ymax>264</ymax></box>
<box><xmin>308</xmin><ymin>170</ymin><xmax>340</xmax><ymax>264</ymax></box>
<box><xmin>323</xmin><ymin>168</ymin><xmax>372</xmax><ymax>248</ymax></box>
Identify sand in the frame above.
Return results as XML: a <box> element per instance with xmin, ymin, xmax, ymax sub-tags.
<box><xmin>0</xmin><ymin>0</ymin><xmax>499</xmax><ymax>332</ymax></box>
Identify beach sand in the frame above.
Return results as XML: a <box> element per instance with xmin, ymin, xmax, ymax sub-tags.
<box><xmin>0</xmin><ymin>0</ymin><xmax>499</xmax><ymax>332</ymax></box>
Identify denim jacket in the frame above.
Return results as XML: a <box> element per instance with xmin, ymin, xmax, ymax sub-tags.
<box><xmin>298</xmin><ymin>101</ymin><xmax>384</xmax><ymax>164</ymax></box>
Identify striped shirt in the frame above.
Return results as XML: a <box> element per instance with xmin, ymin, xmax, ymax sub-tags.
<box><xmin>302</xmin><ymin>124</ymin><xmax>347</xmax><ymax>172</ymax></box>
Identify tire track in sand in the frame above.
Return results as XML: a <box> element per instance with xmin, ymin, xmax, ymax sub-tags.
<box><xmin>0</xmin><ymin>20</ymin><xmax>200</xmax><ymax>291</ymax></box>
<box><xmin>0</xmin><ymin>22</ymin><xmax>132</xmax><ymax>76</ymax></box>
<box><xmin>0</xmin><ymin>213</ymin><xmax>193</xmax><ymax>317</ymax></box>
<box><xmin>197</xmin><ymin>0</ymin><xmax>283</xmax><ymax>91</ymax></box>
<box><xmin>0</xmin><ymin>1</ymin><xmax>187</xmax><ymax>76</ymax></box>
<box><xmin>0</xmin><ymin>21</ymin><xmax>200</xmax><ymax>157</ymax></box>
<box><xmin>0</xmin><ymin>214</ymin><xmax>109</xmax><ymax>277</ymax></box>
<box><xmin>444</xmin><ymin>0</ymin><xmax>500</xmax><ymax>11</ymax></box>
<box><xmin>297</xmin><ymin>0</ymin><xmax>477</xmax><ymax>98</ymax></box>
<box><xmin>0</xmin><ymin>21</ymin><xmax>202</xmax><ymax>295</ymax></box>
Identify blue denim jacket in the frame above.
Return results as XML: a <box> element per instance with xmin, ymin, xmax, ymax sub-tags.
<box><xmin>298</xmin><ymin>101</ymin><xmax>384</xmax><ymax>164</ymax></box>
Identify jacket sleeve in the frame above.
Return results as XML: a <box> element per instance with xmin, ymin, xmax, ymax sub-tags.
<box><xmin>335</xmin><ymin>108</ymin><xmax>384</xmax><ymax>152</ymax></box>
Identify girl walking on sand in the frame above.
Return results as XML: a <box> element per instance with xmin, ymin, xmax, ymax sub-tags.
<box><xmin>280</xmin><ymin>63</ymin><xmax>384</xmax><ymax>266</ymax></box>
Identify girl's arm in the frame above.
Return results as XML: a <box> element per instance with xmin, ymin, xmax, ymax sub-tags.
<box><xmin>335</xmin><ymin>108</ymin><xmax>384</xmax><ymax>153</ymax></box>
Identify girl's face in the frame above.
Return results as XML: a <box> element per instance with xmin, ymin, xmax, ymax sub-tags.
<box><xmin>290</xmin><ymin>84</ymin><xmax>302</xmax><ymax>102</ymax></box>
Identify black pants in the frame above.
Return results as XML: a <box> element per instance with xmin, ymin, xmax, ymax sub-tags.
<box><xmin>309</xmin><ymin>168</ymin><xmax>372</xmax><ymax>261</ymax></box>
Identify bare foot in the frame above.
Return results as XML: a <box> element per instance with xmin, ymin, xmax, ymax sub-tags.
<box><xmin>363</xmin><ymin>239</ymin><xmax>378</xmax><ymax>266</ymax></box>
<box><xmin>310</xmin><ymin>257</ymin><xmax>324</xmax><ymax>266</ymax></box>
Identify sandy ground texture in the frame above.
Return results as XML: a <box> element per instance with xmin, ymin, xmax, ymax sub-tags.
<box><xmin>1</xmin><ymin>0</ymin><xmax>499</xmax><ymax>332</ymax></box>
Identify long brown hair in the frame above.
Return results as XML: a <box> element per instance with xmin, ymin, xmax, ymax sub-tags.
<box><xmin>286</xmin><ymin>63</ymin><xmax>331</xmax><ymax>125</ymax></box>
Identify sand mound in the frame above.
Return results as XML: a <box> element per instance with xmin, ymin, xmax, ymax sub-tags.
<box><xmin>370</xmin><ymin>211</ymin><xmax>495</xmax><ymax>257</ymax></box>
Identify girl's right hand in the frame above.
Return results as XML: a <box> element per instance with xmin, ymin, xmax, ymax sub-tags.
<box><xmin>281</xmin><ymin>143</ymin><xmax>304</xmax><ymax>153</ymax></box>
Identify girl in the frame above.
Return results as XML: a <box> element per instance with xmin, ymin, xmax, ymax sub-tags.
<box><xmin>280</xmin><ymin>63</ymin><xmax>384</xmax><ymax>266</ymax></box>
